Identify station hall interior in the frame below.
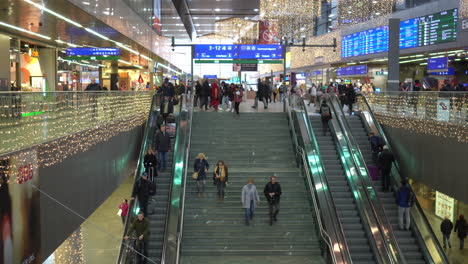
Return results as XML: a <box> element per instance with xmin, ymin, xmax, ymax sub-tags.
<box><xmin>0</xmin><ymin>0</ymin><xmax>468</xmax><ymax>264</ymax></box>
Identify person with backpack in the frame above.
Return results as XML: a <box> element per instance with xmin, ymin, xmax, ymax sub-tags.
<box><xmin>307</xmin><ymin>84</ymin><xmax>317</xmax><ymax>107</ymax></box>
<box><xmin>396</xmin><ymin>179</ymin><xmax>414</xmax><ymax>230</ymax></box>
<box><xmin>369</xmin><ymin>132</ymin><xmax>384</xmax><ymax>163</ymax></box>
<box><xmin>378</xmin><ymin>145</ymin><xmax>395</xmax><ymax>192</ymax></box>
<box><xmin>440</xmin><ymin>215</ymin><xmax>453</xmax><ymax>249</ymax></box>
<box><xmin>194</xmin><ymin>153</ymin><xmax>209</xmax><ymax>197</ymax></box>
<box><xmin>132</xmin><ymin>172</ymin><xmax>156</xmax><ymax>216</ymax></box>
<box><xmin>319</xmin><ymin>100</ymin><xmax>332</xmax><ymax>136</ymax></box>
<box><xmin>454</xmin><ymin>214</ymin><xmax>467</xmax><ymax>249</ymax></box>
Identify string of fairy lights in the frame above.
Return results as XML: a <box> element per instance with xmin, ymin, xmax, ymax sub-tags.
<box><xmin>337</xmin><ymin>0</ymin><xmax>394</xmax><ymax>27</ymax></box>
<box><xmin>358</xmin><ymin>94</ymin><xmax>468</xmax><ymax>143</ymax></box>
<box><xmin>54</xmin><ymin>228</ymin><xmax>84</xmax><ymax>264</ymax></box>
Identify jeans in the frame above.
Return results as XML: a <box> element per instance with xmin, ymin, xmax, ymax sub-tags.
<box><xmin>398</xmin><ymin>206</ymin><xmax>411</xmax><ymax>230</ymax></box>
<box><xmin>216</xmin><ymin>180</ymin><xmax>226</xmax><ymax>198</ymax></box>
<box><xmin>134</xmin><ymin>240</ymin><xmax>148</xmax><ymax>264</ymax></box>
<box><xmin>121</xmin><ymin>215</ymin><xmax>126</xmax><ymax>224</ymax></box>
<box><xmin>222</xmin><ymin>96</ymin><xmax>231</xmax><ymax>110</ymax></box>
<box><xmin>157</xmin><ymin>151</ymin><xmax>167</xmax><ymax>170</ymax></box>
<box><xmin>245</xmin><ymin>199</ymin><xmax>254</xmax><ymax>223</ymax></box>
<box><xmin>443</xmin><ymin>233</ymin><xmax>451</xmax><ymax>248</ymax></box>
<box><xmin>254</xmin><ymin>97</ymin><xmax>268</xmax><ymax>108</ymax></box>
<box><xmin>196</xmin><ymin>180</ymin><xmax>206</xmax><ymax>193</ymax></box>
<box><xmin>280</xmin><ymin>93</ymin><xmax>285</xmax><ymax>102</ymax></box>
<box><xmin>268</xmin><ymin>200</ymin><xmax>280</xmax><ymax>221</ymax></box>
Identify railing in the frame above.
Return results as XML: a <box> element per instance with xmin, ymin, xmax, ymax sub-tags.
<box><xmin>329</xmin><ymin>94</ymin><xmax>406</xmax><ymax>264</ymax></box>
<box><xmin>161</xmin><ymin>93</ymin><xmax>194</xmax><ymax>264</ymax></box>
<box><xmin>117</xmin><ymin>94</ymin><xmax>160</xmax><ymax>264</ymax></box>
<box><xmin>0</xmin><ymin>91</ymin><xmax>154</xmax><ymax>156</ymax></box>
<box><xmin>356</xmin><ymin>94</ymin><xmax>449</xmax><ymax>264</ymax></box>
<box><xmin>286</xmin><ymin>95</ymin><xmax>352</xmax><ymax>264</ymax></box>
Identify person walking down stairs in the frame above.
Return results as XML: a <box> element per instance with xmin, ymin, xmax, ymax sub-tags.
<box><xmin>241</xmin><ymin>178</ymin><xmax>260</xmax><ymax>226</ymax></box>
<box><xmin>264</xmin><ymin>176</ymin><xmax>282</xmax><ymax>226</ymax></box>
<box><xmin>194</xmin><ymin>153</ymin><xmax>209</xmax><ymax>197</ymax></box>
<box><xmin>213</xmin><ymin>160</ymin><xmax>228</xmax><ymax>201</ymax></box>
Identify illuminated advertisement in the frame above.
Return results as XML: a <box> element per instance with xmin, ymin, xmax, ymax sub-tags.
<box><xmin>285</xmin><ymin>51</ymin><xmax>291</xmax><ymax>69</ymax></box>
<box><xmin>258</xmin><ymin>20</ymin><xmax>280</xmax><ymax>44</ymax></box>
<box><xmin>435</xmin><ymin>191</ymin><xmax>455</xmax><ymax>221</ymax></box>
<box><xmin>0</xmin><ymin>150</ymin><xmax>41</xmax><ymax>264</ymax></box>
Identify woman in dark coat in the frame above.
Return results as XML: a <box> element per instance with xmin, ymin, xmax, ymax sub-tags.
<box><xmin>194</xmin><ymin>153</ymin><xmax>209</xmax><ymax>197</ymax></box>
<box><xmin>454</xmin><ymin>214</ymin><xmax>467</xmax><ymax>249</ymax></box>
<box><xmin>143</xmin><ymin>149</ymin><xmax>158</xmax><ymax>181</ymax></box>
<box><xmin>213</xmin><ymin>160</ymin><xmax>228</xmax><ymax>201</ymax></box>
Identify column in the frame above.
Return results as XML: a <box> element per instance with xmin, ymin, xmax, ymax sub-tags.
<box><xmin>388</xmin><ymin>18</ymin><xmax>400</xmax><ymax>91</ymax></box>
<box><xmin>0</xmin><ymin>34</ymin><xmax>10</xmax><ymax>91</ymax></box>
<box><xmin>12</xmin><ymin>39</ymin><xmax>22</xmax><ymax>89</ymax></box>
<box><xmin>39</xmin><ymin>48</ymin><xmax>58</xmax><ymax>91</ymax></box>
<box><xmin>148</xmin><ymin>60</ymin><xmax>155</xmax><ymax>87</ymax></box>
<box><xmin>110</xmin><ymin>60</ymin><xmax>119</xmax><ymax>90</ymax></box>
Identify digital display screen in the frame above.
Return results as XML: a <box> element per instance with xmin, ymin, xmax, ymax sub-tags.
<box><xmin>342</xmin><ymin>8</ymin><xmax>458</xmax><ymax>58</ymax></box>
<box><xmin>418</xmin><ymin>9</ymin><xmax>458</xmax><ymax>46</ymax></box>
<box><xmin>336</xmin><ymin>65</ymin><xmax>367</xmax><ymax>76</ymax></box>
<box><xmin>427</xmin><ymin>57</ymin><xmax>448</xmax><ymax>70</ymax></box>
<box><xmin>194</xmin><ymin>44</ymin><xmax>282</xmax><ymax>59</ymax></box>
<box><xmin>429</xmin><ymin>68</ymin><xmax>455</xmax><ymax>76</ymax></box>
<box><xmin>66</xmin><ymin>47</ymin><xmax>120</xmax><ymax>56</ymax></box>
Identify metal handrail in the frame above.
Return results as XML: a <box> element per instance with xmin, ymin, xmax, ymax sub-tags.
<box><xmin>357</xmin><ymin>94</ymin><xmax>449</xmax><ymax>264</ymax></box>
<box><xmin>286</xmin><ymin>95</ymin><xmax>352</xmax><ymax>264</ymax></box>
<box><xmin>175</xmin><ymin>93</ymin><xmax>195</xmax><ymax>263</ymax></box>
<box><xmin>328</xmin><ymin>94</ymin><xmax>404</xmax><ymax>264</ymax></box>
<box><xmin>329</xmin><ymin>94</ymin><xmax>406</xmax><ymax>264</ymax></box>
<box><xmin>117</xmin><ymin>94</ymin><xmax>160</xmax><ymax>264</ymax></box>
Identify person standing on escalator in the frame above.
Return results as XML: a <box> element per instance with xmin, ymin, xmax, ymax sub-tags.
<box><xmin>396</xmin><ymin>180</ymin><xmax>414</xmax><ymax>231</ymax></box>
<box><xmin>344</xmin><ymin>84</ymin><xmax>356</xmax><ymax>115</ymax></box>
<box><xmin>319</xmin><ymin>101</ymin><xmax>332</xmax><ymax>136</ymax></box>
<box><xmin>378</xmin><ymin>145</ymin><xmax>395</xmax><ymax>192</ymax></box>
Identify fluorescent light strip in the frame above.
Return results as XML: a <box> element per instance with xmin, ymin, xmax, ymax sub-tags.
<box><xmin>157</xmin><ymin>63</ymin><xmax>181</xmax><ymax>74</ymax></box>
<box><xmin>133</xmin><ymin>65</ymin><xmax>144</xmax><ymax>69</ymax></box>
<box><xmin>0</xmin><ymin>21</ymin><xmax>51</xmax><ymax>40</ymax></box>
<box><xmin>140</xmin><ymin>54</ymin><xmax>153</xmax><ymax>61</ymax></box>
<box><xmin>118</xmin><ymin>59</ymin><xmax>132</xmax><ymax>65</ymax></box>
<box><xmin>116</xmin><ymin>42</ymin><xmax>140</xmax><ymax>55</ymax></box>
<box><xmin>24</xmin><ymin>0</ymin><xmax>83</xmax><ymax>28</ymax></box>
<box><xmin>85</xmin><ymin>28</ymin><xmax>110</xmax><ymax>41</ymax></box>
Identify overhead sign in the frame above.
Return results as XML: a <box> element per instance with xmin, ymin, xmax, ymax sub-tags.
<box><xmin>427</xmin><ymin>57</ymin><xmax>448</xmax><ymax>70</ymax></box>
<box><xmin>336</xmin><ymin>65</ymin><xmax>367</xmax><ymax>76</ymax></box>
<box><xmin>65</xmin><ymin>56</ymin><xmax>120</xmax><ymax>61</ymax></box>
<box><xmin>203</xmin><ymin>75</ymin><xmax>217</xmax><ymax>79</ymax></box>
<box><xmin>66</xmin><ymin>47</ymin><xmax>121</xmax><ymax>56</ymax></box>
<box><xmin>342</xmin><ymin>8</ymin><xmax>458</xmax><ymax>58</ymax></box>
<box><xmin>240</xmin><ymin>64</ymin><xmax>258</xmax><ymax>72</ymax></box>
<box><xmin>194</xmin><ymin>59</ymin><xmax>283</xmax><ymax>64</ymax></box>
<box><xmin>194</xmin><ymin>44</ymin><xmax>282</xmax><ymax>59</ymax></box>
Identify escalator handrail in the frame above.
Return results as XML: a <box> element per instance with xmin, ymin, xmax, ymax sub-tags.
<box><xmin>286</xmin><ymin>95</ymin><xmax>353</xmax><ymax>264</ymax></box>
<box><xmin>356</xmin><ymin>94</ymin><xmax>449</xmax><ymax>264</ymax></box>
<box><xmin>160</xmin><ymin>93</ymin><xmax>190</xmax><ymax>264</ymax></box>
<box><xmin>175</xmin><ymin>93</ymin><xmax>195</xmax><ymax>263</ymax></box>
<box><xmin>329</xmin><ymin>94</ymin><xmax>407</xmax><ymax>264</ymax></box>
<box><xmin>118</xmin><ymin>94</ymin><xmax>160</xmax><ymax>264</ymax></box>
<box><xmin>326</xmin><ymin>95</ymin><xmax>399</xmax><ymax>264</ymax></box>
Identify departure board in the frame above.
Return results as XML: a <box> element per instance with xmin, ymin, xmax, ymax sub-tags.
<box><xmin>342</xmin><ymin>8</ymin><xmax>459</xmax><ymax>58</ymax></box>
<box><xmin>194</xmin><ymin>44</ymin><xmax>282</xmax><ymax>59</ymax></box>
<box><xmin>418</xmin><ymin>8</ymin><xmax>458</xmax><ymax>46</ymax></box>
<box><xmin>427</xmin><ymin>57</ymin><xmax>448</xmax><ymax>70</ymax></box>
<box><xmin>336</xmin><ymin>65</ymin><xmax>367</xmax><ymax>76</ymax></box>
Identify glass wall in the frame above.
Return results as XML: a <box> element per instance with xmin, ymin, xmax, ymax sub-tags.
<box><xmin>314</xmin><ymin>0</ymin><xmax>338</xmax><ymax>36</ymax></box>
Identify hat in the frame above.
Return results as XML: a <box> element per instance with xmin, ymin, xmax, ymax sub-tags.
<box><xmin>142</xmin><ymin>172</ymin><xmax>148</xmax><ymax>177</ymax></box>
<box><xmin>383</xmin><ymin>145</ymin><xmax>389</xmax><ymax>150</ymax></box>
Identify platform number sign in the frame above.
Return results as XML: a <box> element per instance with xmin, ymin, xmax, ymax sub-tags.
<box><xmin>17</xmin><ymin>164</ymin><xmax>34</xmax><ymax>184</ymax></box>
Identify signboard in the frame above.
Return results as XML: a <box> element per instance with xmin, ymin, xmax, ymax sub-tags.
<box><xmin>462</xmin><ymin>19</ymin><xmax>468</xmax><ymax>32</ymax></box>
<box><xmin>240</xmin><ymin>64</ymin><xmax>258</xmax><ymax>72</ymax></box>
<box><xmin>203</xmin><ymin>75</ymin><xmax>217</xmax><ymax>79</ymax></box>
<box><xmin>435</xmin><ymin>191</ymin><xmax>455</xmax><ymax>221</ymax></box>
<box><xmin>429</xmin><ymin>68</ymin><xmax>455</xmax><ymax>76</ymax></box>
<box><xmin>437</xmin><ymin>99</ymin><xmax>450</xmax><ymax>121</ymax></box>
<box><xmin>66</xmin><ymin>47</ymin><xmax>121</xmax><ymax>56</ymax></box>
<box><xmin>336</xmin><ymin>65</ymin><xmax>367</xmax><ymax>76</ymax></box>
<box><xmin>194</xmin><ymin>59</ymin><xmax>283</xmax><ymax>64</ymax></box>
<box><xmin>194</xmin><ymin>44</ymin><xmax>282</xmax><ymax>59</ymax></box>
<box><xmin>258</xmin><ymin>20</ymin><xmax>279</xmax><ymax>44</ymax></box>
<box><xmin>342</xmin><ymin>8</ymin><xmax>458</xmax><ymax>58</ymax></box>
<box><xmin>65</xmin><ymin>56</ymin><xmax>120</xmax><ymax>61</ymax></box>
<box><xmin>285</xmin><ymin>51</ymin><xmax>291</xmax><ymax>69</ymax></box>
<box><xmin>427</xmin><ymin>57</ymin><xmax>448</xmax><ymax>70</ymax></box>
<box><xmin>313</xmin><ymin>71</ymin><xmax>322</xmax><ymax>75</ymax></box>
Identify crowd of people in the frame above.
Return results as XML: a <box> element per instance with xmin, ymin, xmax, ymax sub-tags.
<box><xmin>194</xmin><ymin>79</ymin><xmax>244</xmax><ymax>114</ymax></box>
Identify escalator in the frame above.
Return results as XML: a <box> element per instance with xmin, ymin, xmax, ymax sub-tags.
<box><xmin>340</xmin><ymin>94</ymin><xmax>449</xmax><ymax>264</ymax></box>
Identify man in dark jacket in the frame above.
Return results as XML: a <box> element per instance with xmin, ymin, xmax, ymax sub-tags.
<box><xmin>155</xmin><ymin>125</ymin><xmax>171</xmax><ymax>172</ymax></box>
<box><xmin>441</xmin><ymin>216</ymin><xmax>453</xmax><ymax>249</ymax></box>
<box><xmin>378</xmin><ymin>145</ymin><xmax>395</xmax><ymax>192</ymax></box>
<box><xmin>369</xmin><ymin>132</ymin><xmax>384</xmax><ymax>163</ymax></box>
<box><xmin>161</xmin><ymin>78</ymin><xmax>175</xmax><ymax>98</ymax></box>
<box><xmin>252</xmin><ymin>80</ymin><xmax>268</xmax><ymax>109</ymax></box>
<box><xmin>85</xmin><ymin>78</ymin><xmax>102</xmax><ymax>91</ymax></box>
<box><xmin>396</xmin><ymin>180</ymin><xmax>414</xmax><ymax>230</ymax></box>
<box><xmin>264</xmin><ymin>176</ymin><xmax>282</xmax><ymax>226</ymax></box>
<box><xmin>200</xmin><ymin>80</ymin><xmax>210</xmax><ymax>110</ymax></box>
<box><xmin>160</xmin><ymin>96</ymin><xmax>174</xmax><ymax>123</ymax></box>
<box><xmin>195</xmin><ymin>81</ymin><xmax>202</xmax><ymax>107</ymax></box>
<box><xmin>454</xmin><ymin>215</ymin><xmax>467</xmax><ymax>249</ymax></box>
<box><xmin>132</xmin><ymin>173</ymin><xmax>155</xmax><ymax>216</ymax></box>
<box><xmin>124</xmin><ymin>211</ymin><xmax>150</xmax><ymax>264</ymax></box>
<box><xmin>344</xmin><ymin>84</ymin><xmax>356</xmax><ymax>115</ymax></box>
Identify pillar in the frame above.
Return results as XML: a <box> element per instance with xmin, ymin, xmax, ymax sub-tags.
<box><xmin>388</xmin><ymin>18</ymin><xmax>400</xmax><ymax>91</ymax></box>
<box><xmin>0</xmin><ymin>34</ymin><xmax>10</xmax><ymax>91</ymax></box>
<box><xmin>15</xmin><ymin>39</ymin><xmax>21</xmax><ymax>89</ymax></box>
<box><xmin>110</xmin><ymin>60</ymin><xmax>119</xmax><ymax>90</ymax></box>
<box><xmin>39</xmin><ymin>48</ymin><xmax>58</xmax><ymax>91</ymax></box>
<box><xmin>149</xmin><ymin>60</ymin><xmax>155</xmax><ymax>87</ymax></box>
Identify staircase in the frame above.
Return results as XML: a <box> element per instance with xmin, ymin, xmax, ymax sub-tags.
<box><xmin>309</xmin><ymin>115</ymin><xmax>376</xmax><ymax>264</ymax></box>
<box><xmin>180</xmin><ymin>112</ymin><xmax>324</xmax><ymax>264</ymax></box>
<box><xmin>346</xmin><ymin>115</ymin><xmax>425</xmax><ymax>264</ymax></box>
<box><xmin>145</xmin><ymin>128</ymin><xmax>175</xmax><ymax>263</ymax></box>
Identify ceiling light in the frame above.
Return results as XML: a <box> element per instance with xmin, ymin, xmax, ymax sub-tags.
<box><xmin>24</xmin><ymin>0</ymin><xmax>83</xmax><ymax>28</ymax></box>
<box><xmin>118</xmin><ymin>59</ymin><xmax>132</xmax><ymax>65</ymax></box>
<box><xmin>0</xmin><ymin>21</ymin><xmax>51</xmax><ymax>40</ymax></box>
<box><xmin>116</xmin><ymin>42</ymin><xmax>139</xmax><ymax>55</ymax></box>
<box><xmin>82</xmin><ymin>2</ymin><xmax>90</xmax><ymax>5</ymax></box>
<box><xmin>140</xmin><ymin>54</ymin><xmax>153</xmax><ymax>61</ymax></box>
<box><xmin>214</xmin><ymin>8</ymin><xmax>221</xmax><ymax>12</ymax></box>
<box><xmin>254</xmin><ymin>8</ymin><xmax>259</xmax><ymax>12</ymax></box>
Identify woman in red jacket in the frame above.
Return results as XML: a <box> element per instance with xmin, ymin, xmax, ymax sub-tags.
<box><xmin>209</xmin><ymin>81</ymin><xmax>220</xmax><ymax>111</ymax></box>
<box><xmin>233</xmin><ymin>85</ymin><xmax>243</xmax><ymax>115</ymax></box>
<box><xmin>119</xmin><ymin>199</ymin><xmax>129</xmax><ymax>224</ymax></box>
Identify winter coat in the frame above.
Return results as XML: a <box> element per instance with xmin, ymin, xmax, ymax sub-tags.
<box><xmin>160</xmin><ymin>99</ymin><xmax>174</xmax><ymax>114</ymax></box>
<box><xmin>233</xmin><ymin>89</ymin><xmax>243</xmax><ymax>103</ymax></box>
<box><xmin>194</xmin><ymin>158</ymin><xmax>209</xmax><ymax>181</ymax></box>
<box><xmin>242</xmin><ymin>184</ymin><xmax>260</xmax><ymax>209</ymax></box>
<box><xmin>211</xmin><ymin>83</ymin><xmax>220</xmax><ymax>99</ymax></box>
<box><xmin>264</xmin><ymin>182</ymin><xmax>282</xmax><ymax>203</ymax></box>
<box><xmin>454</xmin><ymin>219</ymin><xmax>467</xmax><ymax>239</ymax></box>
<box><xmin>133</xmin><ymin>178</ymin><xmax>155</xmax><ymax>202</ymax></box>
<box><xmin>213</xmin><ymin>165</ymin><xmax>229</xmax><ymax>183</ymax></box>
<box><xmin>161</xmin><ymin>83</ymin><xmax>175</xmax><ymax>98</ymax></box>
<box><xmin>440</xmin><ymin>219</ymin><xmax>453</xmax><ymax>235</ymax></box>
<box><xmin>201</xmin><ymin>81</ymin><xmax>210</xmax><ymax>96</ymax></box>
<box><xmin>396</xmin><ymin>185</ymin><xmax>413</xmax><ymax>208</ymax></box>
<box><xmin>155</xmin><ymin>131</ymin><xmax>171</xmax><ymax>152</ymax></box>
<box><xmin>378</xmin><ymin>150</ymin><xmax>395</xmax><ymax>170</ymax></box>
<box><xmin>126</xmin><ymin>218</ymin><xmax>150</xmax><ymax>241</ymax></box>
<box><xmin>195</xmin><ymin>83</ymin><xmax>202</xmax><ymax>96</ymax></box>
<box><xmin>143</xmin><ymin>154</ymin><xmax>157</xmax><ymax>167</ymax></box>
<box><xmin>344</xmin><ymin>86</ymin><xmax>356</xmax><ymax>105</ymax></box>
<box><xmin>119</xmin><ymin>203</ymin><xmax>129</xmax><ymax>217</ymax></box>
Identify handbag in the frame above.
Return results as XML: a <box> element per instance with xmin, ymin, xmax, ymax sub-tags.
<box><xmin>192</xmin><ymin>171</ymin><xmax>199</xmax><ymax>180</ymax></box>
<box><xmin>117</xmin><ymin>209</ymin><xmax>122</xmax><ymax>216</ymax></box>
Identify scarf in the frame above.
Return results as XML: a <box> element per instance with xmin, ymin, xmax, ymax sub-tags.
<box><xmin>216</xmin><ymin>166</ymin><xmax>226</xmax><ymax>181</ymax></box>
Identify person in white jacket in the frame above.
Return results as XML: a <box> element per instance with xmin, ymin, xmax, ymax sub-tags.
<box><xmin>241</xmin><ymin>178</ymin><xmax>260</xmax><ymax>226</ymax></box>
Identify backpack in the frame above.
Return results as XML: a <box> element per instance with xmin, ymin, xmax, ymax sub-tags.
<box><xmin>407</xmin><ymin>189</ymin><xmax>415</xmax><ymax>207</ymax></box>
<box><xmin>321</xmin><ymin>105</ymin><xmax>331</xmax><ymax>117</ymax></box>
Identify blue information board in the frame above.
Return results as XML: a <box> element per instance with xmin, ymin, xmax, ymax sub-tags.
<box><xmin>336</xmin><ymin>65</ymin><xmax>367</xmax><ymax>76</ymax></box>
<box><xmin>429</xmin><ymin>68</ymin><xmax>454</xmax><ymax>76</ymax></box>
<box><xmin>203</xmin><ymin>75</ymin><xmax>218</xmax><ymax>79</ymax></box>
<box><xmin>66</xmin><ymin>47</ymin><xmax>120</xmax><ymax>56</ymax></box>
<box><xmin>427</xmin><ymin>57</ymin><xmax>448</xmax><ymax>70</ymax></box>
<box><xmin>355</xmin><ymin>65</ymin><xmax>368</xmax><ymax>75</ymax></box>
<box><xmin>400</xmin><ymin>18</ymin><xmax>419</xmax><ymax>49</ymax></box>
<box><xmin>194</xmin><ymin>44</ymin><xmax>282</xmax><ymax>59</ymax></box>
